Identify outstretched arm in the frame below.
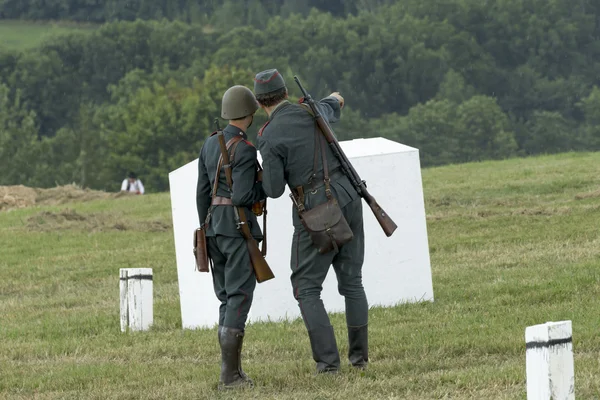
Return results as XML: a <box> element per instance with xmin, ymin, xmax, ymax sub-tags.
<box><xmin>317</xmin><ymin>92</ymin><xmax>344</xmax><ymax>124</ymax></box>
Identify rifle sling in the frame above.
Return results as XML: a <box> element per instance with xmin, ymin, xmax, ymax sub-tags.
<box><xmin>212</xmin><ymin>136</ymin><xmax>243</xmax><ymax>200</ymax></box>
<box><xmin>212</xmin><ymin>133</ymin><xmax>266</xmax><ymax>254</ymax></box>
<box><xmin>295</xmin><ymin>104</ymin><xmax>333</xmax><ymax>202</ymax></box>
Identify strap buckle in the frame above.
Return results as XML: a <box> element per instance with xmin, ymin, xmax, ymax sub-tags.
<box><xmin>324</xmin><ymin>177</ymin><xmax>332</xmax><ymax>198</ymax></box>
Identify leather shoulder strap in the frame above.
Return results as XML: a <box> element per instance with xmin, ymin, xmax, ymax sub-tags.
<box><xmin>300</xmin><ymin>103</ymin><xmax>329</xmax><ymax>195</ymax></box>
<box><xmin>212</xmin><ymin>135</ymin><xmax>244</xmax><ymax>198</ymax></box>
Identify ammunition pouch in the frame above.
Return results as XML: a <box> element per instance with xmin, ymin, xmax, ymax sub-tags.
<box><xmin>296</xmin><ymin>195</ymin><xmax>353</xmax><ymax>254</ymax></box>
<box><xmin>193</xmin><ymin>225</ymin><xmax>211</xmax><ymax>273</ymax></box>
<box><xmin>290</xmin><ymin>126</ymin><xmax>353</xmax><ymax>254</ymax></box>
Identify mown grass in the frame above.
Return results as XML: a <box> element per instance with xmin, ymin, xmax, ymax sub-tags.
<box><xmin>0</xmin><ymin>20</ymin><xmax>96</xmax><ymax>51</ymax></box>
<box><xmin>1</xmin><ymin>152</ymin><xmax>600</xmax><ymax>399</ymax></box>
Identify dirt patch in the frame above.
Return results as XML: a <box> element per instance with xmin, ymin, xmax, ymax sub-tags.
<box><xmin>427</xmin><ymin>206</ymin><xmax>572</xmax><ymax>221</ymax></box>
<box><xmin>26</xmin><ymin>209</ymin><xmax>171</xmax><ymax>232</ymax></box>
<box><xmin>575</xmin><ymin>189</ymin><xmax>600</xmax><ymax>200</ymax></box>
<box><xmin>0</xmin><ymin>184</ymin><xmax>134</xmax><ymax>212</ymax></box>
<box><xmin>512</xmin><ymin>207</ymin><xmax>571</xmax><ymax>216</ymax></box>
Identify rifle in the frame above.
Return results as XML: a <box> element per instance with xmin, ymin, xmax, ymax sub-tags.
<box><xmin>294</xmin><ymin>76</ymin><xmax>398</xmax><ymax>237</ymax></box>
<box><xmin>215</xmin><ymin>119</ymin><xmax>275</xmax><ymax>283</ymax></box>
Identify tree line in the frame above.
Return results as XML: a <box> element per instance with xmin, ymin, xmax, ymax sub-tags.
<box><xmin>1</xmin><ymin>0</ymin><xmax>600</xmax><ymax>192</ymax></box>
<box><xmin>0</xmin><ymin>0</ymin><xmax>380</xmax><ymax>23</ymax></box>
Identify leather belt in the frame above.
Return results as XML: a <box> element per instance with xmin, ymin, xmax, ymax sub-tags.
<box><xmin>211</xmin><ymin>196</ymin><xmax>233</xmax><ymax>206</ymax></box>
<box><xmin>303</xmin><ymin>168</ymin><xmax>345</xmax><ymax>192</ymax></box>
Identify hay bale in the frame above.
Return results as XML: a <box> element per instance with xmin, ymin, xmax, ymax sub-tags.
<box><xmin>0</xmin><ymin>185</ymin><xmax>38</xmax><ymax>211</ymax></box>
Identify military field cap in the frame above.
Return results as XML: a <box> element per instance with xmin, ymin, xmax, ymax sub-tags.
<box><xmin>254</xmin><ymin>69</ymin><xmax>286</xmax><ymax>95</ymax></box>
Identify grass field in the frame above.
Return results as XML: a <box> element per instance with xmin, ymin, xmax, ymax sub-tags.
<box><xmin>0</xmin><ymin>20</ymin><xmax>96</xmax><ymax>51</ymax></box>
<box><xmin>1</xmin><ymin>152</ymin><xmax>600</xmax><ymax>399</ymax></box>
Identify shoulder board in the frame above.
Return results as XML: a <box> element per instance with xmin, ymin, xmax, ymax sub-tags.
<box><xmin>243</xmin><ymin>140</ymin><xmax>254</xmax><ymax>147</ymax></box>
<box><xmin>210</xmin><ymin>131</ymin><xmax>218</xmax><ymax>137</ymax></box>
<box><xmin>258</xmin><ymin>120</ymin><xmax>271</xmax><ymax>137</ymax></box>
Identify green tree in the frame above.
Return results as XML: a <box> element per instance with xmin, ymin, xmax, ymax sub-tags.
<box><xmin>576</xmin><ymin>86</ymin><xmax>600</xmax><ymax>150</ymax></box>
<box><xmin>401</xmin><ymin>99</ymin><xmax>460</xmax><ymax>166</ymax></box>
<box><xmin>97</xmin><ymin>64</ymin><xmax>257</xmax><ymax>191</ymax></box>
<box><xmin>0</xmin><ymin>85</ymin><xmax>41</xmax><ymax>186</ymax></box>
<box><xmin>435</xmin><ymin>69</ymin><xmax>476</xmax><ymax>104</ymax></box>
<box><xmin>523</xmin><ymin>111</ymin><xmax>575</xmax><ymax>155</ymax></box>
<box><xmin>455</xmin><ymin>96</ymin><xmax>517</xmax><ymax>162</ymax></box>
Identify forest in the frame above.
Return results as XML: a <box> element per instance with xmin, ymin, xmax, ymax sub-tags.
<box><xmin>1</xmin><ymin>0</ymin><xmax>600</xmax><ymax>191</ymax></box>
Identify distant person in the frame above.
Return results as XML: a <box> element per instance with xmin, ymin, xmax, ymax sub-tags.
<box><xmin>121</xmin><ymin>172</ymin><xmax>145</xmax><ymax>195</ymax></box>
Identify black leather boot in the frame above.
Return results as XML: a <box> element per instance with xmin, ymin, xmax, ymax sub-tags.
<box><xmin>348</xmin><ymin>324</ymin><xmax>368</xmax><ymax>369</ymax></box>
<box><xmin>218</xmin><ymin>327</ymin><xmax>254</xmax><ymax>390</ymax></box>
<box><xmin>307</xmin><ymin>325</ymin><xmax>341</xmax><ymax>374</ymax></box>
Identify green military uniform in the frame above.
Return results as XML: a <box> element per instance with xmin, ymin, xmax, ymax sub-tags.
<box><xmin>197</xmin><ymin>124</ymin><xmax>264</xmax><ymax>329</ymax></box>
<box><xmin>196</xmin><ymin>85</ymin><xmax>264</xmax><ymax>389</ymax></box>
<box><xmin>254</xmin><ymin>69</ymin><xmax>369</xmax><ymax>373</ymax></box>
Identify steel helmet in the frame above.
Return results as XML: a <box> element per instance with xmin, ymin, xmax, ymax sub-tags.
<box><xmin>221</xmin><ymin>85</ymin><xmax>259</xmax><ymax>120</ymax></box>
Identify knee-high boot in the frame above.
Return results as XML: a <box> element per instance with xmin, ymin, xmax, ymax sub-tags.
<box><xmin>218</xmin><ymin>327</ymin><xmax>254</xmax><ymax>390</ymax></box>
<box><xmin>348</xmin><ymin>324</ymin><xmax>368</xmax><ymax>368</ymax></box>
<box><xmin>307</xmin><ymin>325</ymin><xmax>341</xmax><ymax>374</ymax></box>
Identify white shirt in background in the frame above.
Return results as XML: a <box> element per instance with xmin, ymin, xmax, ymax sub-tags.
<box><xmin>121</xmin><ymin>179</ymin><xmax>145</xmax><ymax>194</ymax></box>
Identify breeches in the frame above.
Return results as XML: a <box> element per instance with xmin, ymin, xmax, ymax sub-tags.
<box><xmin>208</xmin><ymin>236</ymin><xmax>256</xmax><ymax>330</ymax></box>
<box><xmin>290</xmin><ymin>197</ymin><xmax>368</xmax><ymax>329</ymax></box>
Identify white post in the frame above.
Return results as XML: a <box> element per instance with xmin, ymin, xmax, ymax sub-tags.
<box><xmin>119</xmin><ymin>268</ymin><xmax>153</xmax><ymax>332</ymax></box>
<box><xmin>526</xmin><ymin>320</ymin><xmax>575</xmax><ymax>400</ymax></box>
<box><xmin>119</xmin><ymin>269</ymin><xmax>129</xmax><ymax>332</ymax></box>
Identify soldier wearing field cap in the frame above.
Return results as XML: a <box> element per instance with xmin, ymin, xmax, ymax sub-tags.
<box><xmin>254</xmin><ymin>69</ymin><xmax>369</xmax><ymax>374</ymax></box>
<box><xmin>196</xmin><ymin>85</ymin><xmax>265</xmax><ymax>389</ymax></box>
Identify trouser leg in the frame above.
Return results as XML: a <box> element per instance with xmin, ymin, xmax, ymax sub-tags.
<box><xmin>207</xmin><ymin>237</ymin><xmax>227</xmax><ymax>326</ymax></box>
<box><xmin>219</xmin><ymin>236</ymin><xmax>256</xmax><ymax>330</ymax></box>
<box><xmin>290</xmin><ymin>227</ymin><xmax>340</xmax><ymax>372</ymax></box>
<box><xmin>332</xmin><ymin>199</ymin><xmax>369</xmax><ymax>367</ymax></box>
<box><xmin>208</xmin><ymin>236</ymin><xmax>256</xmax><ymax>388</ymax></box>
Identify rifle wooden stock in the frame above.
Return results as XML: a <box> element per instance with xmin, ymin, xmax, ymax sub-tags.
<box><xmin>362</xmin><ymin>189</ymin><xmax>397</xmax><ymax>237</ymax></box>
<box><xmin>294</xmin><ymin>76</ymin><xmax>398</xmax><ymax>237</ymax></box>
<box><xmin>238</xmin><ymin>207</ymin><xmax>274</xmax><ymax>283</ymax></box>
<box><xmin>216</xmin><ymin>128</ymin><xmax>275</xmax><ymax>283</ymax></box>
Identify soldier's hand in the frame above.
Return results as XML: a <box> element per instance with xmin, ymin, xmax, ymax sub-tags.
<box><xmin>257</xmin><ymin>170</ymin><xmax>263</xmax><ymax>182</ymax></box>
<box><xmin>330</xmin><ymin>92</ymin><xmax>344</xmax><ymax>108</ymax></box>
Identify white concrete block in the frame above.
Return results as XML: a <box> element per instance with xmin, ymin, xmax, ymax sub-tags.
<box><xmin>169</xmin><ymin>137</ymin><xmax>434</xmax><ymax>329</ymax></box>
<box><xmin>526</xmin><ymin>320</ymin><xmax>575</xmax><ymax>400</ymax></box>
<box><xmin>119</xmin><ymin>268</ymin><xmax>153</xmax><ymax>332</ymax></box>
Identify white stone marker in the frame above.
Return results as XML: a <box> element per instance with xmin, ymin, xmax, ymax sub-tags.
<box><xmin>120</xmin><ymin>268</ymin><xmax>154</xmax><ymax>332</ymax></box>
<box><xmin>169</xmin><ymin>137</ymin><xmax>434</xmax><ymax>329</ymax></box>
<box><xmin>525</xmin><ymin>320</ymin><xmax>575</xmax><ymax>400</ymax></box>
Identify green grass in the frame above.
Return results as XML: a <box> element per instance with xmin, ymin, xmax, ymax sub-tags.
<box><xmin>1</xmin><ymin>152</ymin><xmax>600</xmax><ymax>399</ymax></box>
<box><xmin>0</xmin><ymin>20</ymin><xmax>96</xmax><ymax>51</ymax></box>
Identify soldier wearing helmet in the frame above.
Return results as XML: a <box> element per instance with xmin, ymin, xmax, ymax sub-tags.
<box><xmin>196</xmin><ymin>85</ymin><xmax>265</xmax><ymax>390</ymax></box>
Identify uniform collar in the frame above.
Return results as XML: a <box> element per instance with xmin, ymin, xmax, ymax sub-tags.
<box><xmin>269</xmin><ymin>100</ymin><xmax>291</xmax><ymax>120</ymax></box>
<box><xmin>224</xmin><ymin>124</ymin><xmax>248</xmax><ymax>139</ymax></box>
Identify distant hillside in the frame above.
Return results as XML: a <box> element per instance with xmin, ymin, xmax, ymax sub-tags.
<box><xmin>0</xmin><ymin>20</ymin><xmax>95</xmax><ymax>50</ymax></box>
<box><xmin>0</xmin><ymin>0</ymin><xmax>353</xmax><ymax>23</ymax></box>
